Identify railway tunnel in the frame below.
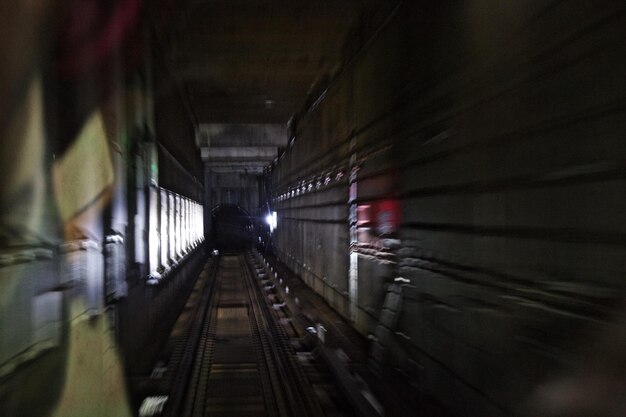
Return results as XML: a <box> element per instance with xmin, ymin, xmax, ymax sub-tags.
<box><xmin>2</xmin><ymin>1</ymin><xmax>626</xmax><ymax>416</ymax></box>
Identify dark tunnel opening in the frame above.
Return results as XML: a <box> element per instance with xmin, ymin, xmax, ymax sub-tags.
<box><xmin>211</xmin><ymin>204</ymin><xmax>255</xmax><ymax>250</ymax></box>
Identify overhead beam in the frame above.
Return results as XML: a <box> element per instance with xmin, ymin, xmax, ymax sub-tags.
<box><xmin>208</xmin><ymin>166</ymin><xmax>265</xmax><ymax>174</ymax></box>
<box><xmin>197</xmin><ymin>123</ymin><xmax>288</xmax><ymax>147</ymax></box>
<box><xmin>193</xmin><ymin>104</ymin><xmax>292</xmax><ymax>124</ymax></box>
<box><xmin>205</xmin><ymin>160</ymin><xmax>268</xmax><ymax>168</ymax></box>
<box><xmin>201</xmin><ymin>146</ymin><xmax>278</xmax><ymax>160</ymax></box>
<box><xmin>205</xmin><ymin>160</ymin><xmax>267</xmax><ymax>174</ymax></box>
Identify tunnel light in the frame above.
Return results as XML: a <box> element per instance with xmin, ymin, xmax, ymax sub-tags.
<box><xmin>160</xmin><ymin>189</ymin><xmax>169</xmax><ymax>267</ymax></box>
<box><xmin>169</xmin><ymin>193</ymin><xmax>175</xmax><ymax>260</ymax></box>
<box><xmin>265</xmin><ymin>211</ymin><xmax>277</xmax><ymax>232</ymax></box>
<box><xmin>149</xmin><ymin>187</ymin><xmax>160</xmax><ymax>274</ymax></box>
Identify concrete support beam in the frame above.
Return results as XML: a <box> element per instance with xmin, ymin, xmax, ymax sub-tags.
<box><xmin>197</xmin><ymin>123</ymin><xmax>287</xmax><ymax>147</ymax></box>
<box><xmin>205</xmin><ymin>161</ymin><xmax>267</xmax><ymax>168</ymax></box>
<box><xmin>201</xmin><ymin>146</ymin><xmax>277</xmax><ymax>161</ymax></box>
<box><xmin>208</xmin><ymin>167</ymin><xmax>264</xmax><ymax>175</ymax></box>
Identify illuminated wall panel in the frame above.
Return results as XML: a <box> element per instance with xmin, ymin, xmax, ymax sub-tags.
<box><xmin>148</xmin><ymin>186</ymin><xmax>159</xmax><ymax>274</ymax></box>
<box><xmin>160</xmin><ymin>189</ymin><xmax>168</xmax><ymax>267</ymax></box>
<box><xmin>168</xmin><ymin>192</ymin><xmax>175</xmax><ymax>261</ymax></box>
<box><xmin>175</xmin><ymin>195</ymin><xmax>182</xmax><ymax>257</ymax></box>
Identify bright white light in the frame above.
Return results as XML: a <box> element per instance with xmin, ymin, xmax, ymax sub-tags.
<box><xmin>149</xmin><ymin>187</ymin><xmax>160</xmax><ymax>273</ymax></box>
<box><xmin>265</xmin><ymin>211</ymin><xmax>277</xmax><ymax>232</ymax></box>
<box><xmin>160</xmin><ymin>190</ymin><xmax>168</xmax><ymax>266</ymax></box>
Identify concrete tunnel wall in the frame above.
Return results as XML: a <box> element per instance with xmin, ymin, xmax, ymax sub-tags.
<box><xmin>269</xmin><ymin>2</ymin><xmax>626</xmax><ymax>416</ymax></box>
<box><xmin>208</xmin><ymin>172</ymin><xmax>260</xmax><ymax>215</ymax></box>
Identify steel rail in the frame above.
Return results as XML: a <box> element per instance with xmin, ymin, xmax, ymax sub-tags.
<box><xmin>242</xmin><ymin>251</ymin><xmax>325</xmax><ymax>417</ymax></box>
<box><xmin>163</xmin><ymin>258</ymin><xmax>219</xmax><ymax>417</ymax></box>
<box><xmin>148</xmin><ymin>252</ymin><xmax>329</xmax><ymax>417</ymax></box>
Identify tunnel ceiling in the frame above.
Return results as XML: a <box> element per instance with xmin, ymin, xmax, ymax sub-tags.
<box><xmin>153</xmin><ymin>0</ymin><xmax>362</xmax><ymax>174</ymax></box>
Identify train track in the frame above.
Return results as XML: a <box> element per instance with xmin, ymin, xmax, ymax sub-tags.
<box><xmin>140</xmin><ymin>251</ymin><xmax>347</xmax><ymax>417</ymax></box>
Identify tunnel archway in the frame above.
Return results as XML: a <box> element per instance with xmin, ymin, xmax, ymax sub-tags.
<box><xmin>211</xmin><ymin>204</ymin><xmax>255</xmax><ymax>250</ymax></box>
